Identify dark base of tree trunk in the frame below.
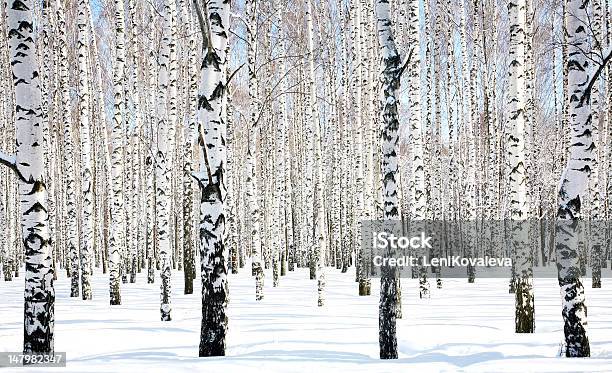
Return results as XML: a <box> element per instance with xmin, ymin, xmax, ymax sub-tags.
<box><xmin>185</xmin><ymin>278</ymin><xmax>194</xmax><ymax>294</ymax></box>
<box><xmin>592</xmin><ymin>265</ymin><xmax>601</xmax><ymax>288</ymax></box>
<box><xmin>515</xmin><ymin>279</ymin><xmax>535</xmax><ymax>333</ymax></box>
<box><xmin>82</xmin><ymin>289</ymin><xmax>92</xmax><ymax>301</ymax></box>
<box><xmin>509</xmin><ymin>277</ymin><xmax>516</xmax><ymax>293</ymax></box>
<box><xmin>379</xmin><ymin>276</ymin><xmax>398</xmax><ymax>359</ymax></box>
<box><xmin>281</xmin><ymin>253</ymin><xmax>287</xmax><ymax>276</ymax></box>
<box><xmin>395</xmin><ymin>279</ymin><xmax>402</xmax><ymax>319</ymax></box>
<box><xmin>110</xmin><ymin>291</ymin><xmax>121</xmax><ymax>306</ymax></box>
<box><xmin>131</xmin><ymin>257</ymin><xmax>138</xmax><ymax>281</ymax></box>
<box><xmin>564</xmin><ymin>337</ymin><xmax>591</xmax><ymax>357</ymax></box>
<box><xmin>287</xmin><ymin>249</ymin><xmax>294</xmax><ymax>272</ymax></box>
<box><xmin>561</xmin><ymin>279</ymin><xmax>590</xmax><ymax>357</ymax></box>
<box><xmin>148</xmin><ymin>259</ymin><xmax>155</xmax><ymax>283</ymax></box>
<box><xmin>254</xmin><ymin>263</ymin><xmax>264</xmax><ymax>301</ymax></box>
<box><xmin>161</xmin><ymin>271</ymin><xmax>171</xmax><ymax>321</ymax></box>
<box><xmin>229</xmin><ymin>246</ymin><xmax>238</xmax><ymax>274</ymax></box>
<box><xmin>419</xmin><ymin>272</ymin><xmax>430</xmax><ymax>299</ymax></box>
<box><xmin>199</xmin><ymin>347</ymin><xmax>225</xmax><ymax>357</ymax></box>
<box><xmin>3</xmin><ymin>261</ymin><xmax>12</xmax><ymax>281</ymax></box>
<box><xmin>199</xmin><ymin>303</ymin><xmax>227</xmax><ymax>357</ymax></box>
<box><xmin>359</xmin><ymin>279</ymin><xmax>371</xmax><ymax>296</ymax></box>
<box><xmin>467</xmin><ymin>265</ymin><xmax>475</xmax><ymax>283</ymax></box>
<box><xmin>273</xmin><ymin>258</ymin><xmax>279</xmax><ymax>287</ymax></box>
<box><xmin>24</xmin><ymin>299</ymin><xmax>54</xmax><ymax>355</ymax></box>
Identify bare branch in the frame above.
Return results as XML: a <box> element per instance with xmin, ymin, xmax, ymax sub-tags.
<box><xmin>579</xmin><ymin>47</ymin><xmax>612</xmax><ymax>107</ymax></box>
<box><xmin>397</xmin><ymin>48</ymin><xmax>415</xmax><ymax>79</ymax></box>
<box><xmin>0</xmin><ymin>151</ymin><xmax>25</xmax><ymax>181</ymax></box>
<box><xmin>193</xmin><ymin>0</ymin><xmax>211</xmax><ymax>49</ymax></box>
<box><xmin>227</xmin><ymin>63</ymin><xmax>245</xmax><ymax>86</ymax></box>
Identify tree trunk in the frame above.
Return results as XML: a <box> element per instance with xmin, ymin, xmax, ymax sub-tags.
<box><xmin>109</xmin><ymin>0</ymin><xmax>127</xmax><ymax>306</ymax></box>
<box><xmin>77</xmin><ymin>0</ymin><xmax>94</xmax><ymax>301</ymax></box>
<box><xmin>508</xmin><ymin>0</ymin><xmax>534</xmax><ymax>333</ymax></box>
<box><xmin>195</xmin><ymin>0</ymin><xmax>230</xmax><ymax>357</ymax></box>
<box><xmin>554</xmin><ymin>0</ymin><xmax>593</xmax><ymax>358</ymax></box>
<box><xmin>2</xmin><ymin>0</ymin><xmax>55</xmax><ymax>355</ymax></box>
<box><xmin>375</xmin><ymin>0</ymin><xmax>402</xmax><ymax>359</ymax></box>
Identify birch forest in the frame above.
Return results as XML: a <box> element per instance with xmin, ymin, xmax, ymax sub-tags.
<box><xmin>0</xmin><ymin>0</ymin><xmax>611</xmax><ymax>370</ymax></box>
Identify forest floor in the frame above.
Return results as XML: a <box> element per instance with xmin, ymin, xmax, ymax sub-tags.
<box><xmin>1</xmin><ymin>265</ymin><xmax>612</xmax><ymax>372</ymax></box>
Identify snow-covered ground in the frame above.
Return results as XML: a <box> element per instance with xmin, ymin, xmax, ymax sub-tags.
<box><xmin>1</xmin><ymin>266</ymin><xmax>612</xmax><ymax>372</ymax></box>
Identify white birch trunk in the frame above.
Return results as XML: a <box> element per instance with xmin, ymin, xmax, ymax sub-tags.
<box><xmin>77</xmin><ymin>0</ymin><xmax>93</xmax><ymax>301</ymax></box>
<box><xmin>55</xmin><ymin>0</ymin><xmax>80</xmax><ymax>298</ymax></box>
<box><xmin>109</xmin><ymin>0</ymin><xmax>127</xmax><ymax>306</ymax></box>
<box><xmin>245</xmin><ymin>0</ymin><xmax>264</xmax><ymax>300</ymax></box>
<box><xmin>195</xmin><ymin>0</ymin><xmax>230</xmax><ymax>356</ymax></box>
<box><xmin>375</xmin><ymin>0</ymin><xmax>402</xmax><ymax>358</ymax></box>
<box><xmin>508</xmin><ymin>0</ymin><xmax>534</xmax><ymax>333</ymax></box>
<box><xmin>157</xmin><ymin>0</ymin><xmax>174</xmax><ymax>321</ymax></box>
<box><xmin>554</xmin><ymin>0</ymin><xmax>593</xmax><ymax>357</ymax></box>
<box><xmin>2</xmin><ymin>0</ymin><xmax>55</xmax><ymax>354</ymax></box>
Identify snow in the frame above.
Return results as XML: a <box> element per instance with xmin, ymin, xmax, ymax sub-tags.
<box><xmin>2</xmin><ymin>266</ymin><xmax>612</xmax><ymax>372</ymax></box>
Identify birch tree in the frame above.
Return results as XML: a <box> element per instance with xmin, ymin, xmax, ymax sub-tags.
<box><xmin>55</xmin><ymin>0</ymin><xmax>80</xmax><ymax>298</ymax></box>
<box><xmin>554</xmin><ymin>0</ymin><xmax>593</xmax><ymax>358</ymax></box>
<box><xmin>508</xmin><ymin>0</ymin><xmax>534</xmax><ymax>333</ymax></box>
<box><xmin>193</xmin><ymin>0</ymin><xmax>230</xmax><ymax>357</ymax></box>
<box><xmin>245</xmin><ymin>0</ymin><xmax>264</xmax><ymax>300</ymax></box>
<box><xmin>0</xmin><ymin>0</ymin><xmax>55</xmax><ymax>354</ymax></box>
<box><xmin>77</xmin><ymin>0</ymin><xmax>94</xmax><ymax>301</ymax></box>
<box><xmin>375</xmin><ymin>0</ymin><xmax>410</xmax><ymax>359</ymax></box>
<box><xmin>109</xmin><ymin>0</ymin><xmax>127</xmax><ymax>306</ymax></box>
<box><xmin>157</xmin><ymin>0</ymin><xmax>174</xmax><ymax>322</ymax></box>
<box><xmin>305</xmin><ymin>0</ymin><xmax>327</xmax><ymax>307</ymax></box>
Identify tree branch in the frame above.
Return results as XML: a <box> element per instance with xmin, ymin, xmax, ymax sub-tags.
<box><xmin>0</xmin><ymin>151</ymin><xmax>25</xmax><ymax>181</ymax></box>
<box><xmin>397</xmin><ymin>47</ymin><xmax>415</xmax><ymax>80</ymax></box>
<box><xmin>227</xmin><ymin>63</ymin><xmax>245</xmax><ymax>86</ymax></box>
<box><xmin>579</xmin><ymin>47</ymin><xmax>612</xmax><ymax>107</ymax></box>
<box><xmin>193</xmin><ymin>0</ymin><xmax>211</xmax><ymax>50</ymax></box>
<box><xmin>0</xmin><ymin>151</ymin><xmax>16</xmax><ymax>169</ymax></box>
